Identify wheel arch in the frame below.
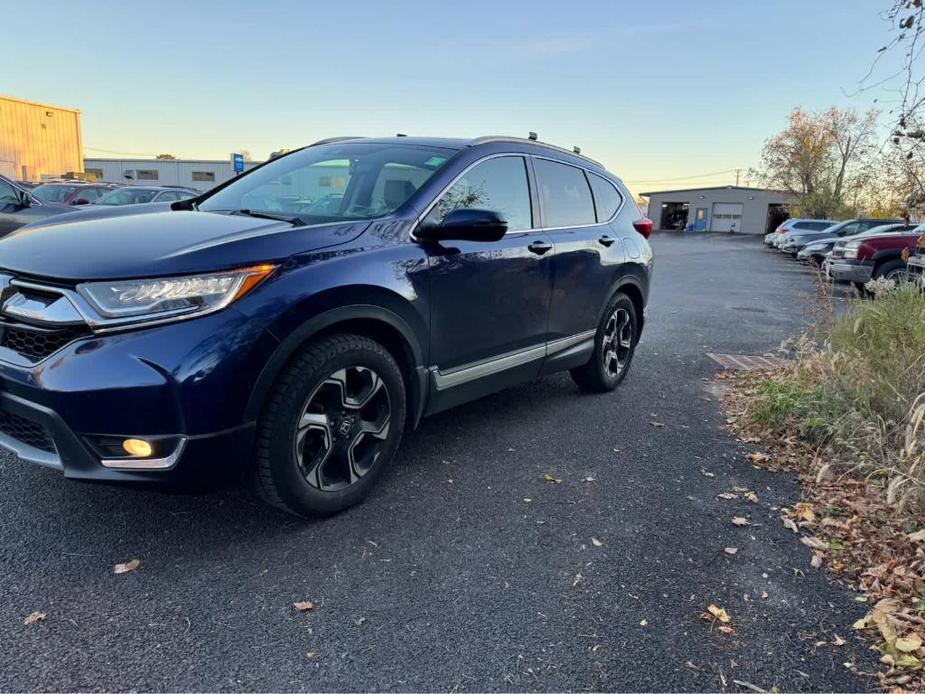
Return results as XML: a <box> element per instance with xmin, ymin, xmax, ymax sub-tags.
<box><xmin>601</xmin><ymin>272</ymin><xmax>647</xmax><ymax>338</ymax></box>
<box><xmin>246</xmin><ymin>302</ymin><xmax>428</xmax><ymax>428</ymax></box>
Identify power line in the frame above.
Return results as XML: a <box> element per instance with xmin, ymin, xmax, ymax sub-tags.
<box><xmin>624</xmin><ymin>169</ymin><xmax>739</xmax><ymax>185</ymax></box>
<box><xmin>85</xmin><ymin>145</ymin><xmax>157</xmax><ymax>157</ymax></box>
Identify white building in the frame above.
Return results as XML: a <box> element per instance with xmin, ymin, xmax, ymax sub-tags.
<box><xmin>83</xmin><ymin>157</ymin><xmax>262</xmax><ymax>192</ymax></box>
<box><xmin>640</xmin><ymin>185</ymin><xmax>798</xmax><ymax>235</ymax></box>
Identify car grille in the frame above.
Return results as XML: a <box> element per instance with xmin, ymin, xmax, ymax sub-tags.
<box><xmin>0</xmin><ymin>322</ymin><xmax>87</xmax><ymax>362</ymax></box>
<box><xmin>0</xmin><ymin>409</ymin><xmax>55</xmax><ymax>453</ymax></box>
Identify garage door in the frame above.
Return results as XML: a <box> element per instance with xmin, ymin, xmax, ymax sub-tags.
<box><xmin>710</xmin><ymin>202</ymin><xmax>743</xmax><ymax>232</ymax></box>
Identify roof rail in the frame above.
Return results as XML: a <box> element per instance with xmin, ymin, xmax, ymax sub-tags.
<box><xmin>468</xmin><ymin>135</ymin><xmax>603</xmax><ymax>168</ymax></box>
<box><xmin>307</xmin><ymin>136</ymin><xmax>365</xmax><ymax>147</ymax></box>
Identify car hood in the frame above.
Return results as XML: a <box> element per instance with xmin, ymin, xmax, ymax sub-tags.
<box><xmin>18</xmin><ymin>201</ymin><xmax>175</xmax><ymax>229</ymax></box>
<box><xmin>0</xmin><ymin>210</ymin><xmax>370</xmax><ymax>281</ymax></box>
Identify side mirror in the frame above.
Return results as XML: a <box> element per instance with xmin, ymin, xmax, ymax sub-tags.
<box><xmin>417</xmin><ymin>209</ymin><xmax>507</xmax><ymax>242</ymax></box>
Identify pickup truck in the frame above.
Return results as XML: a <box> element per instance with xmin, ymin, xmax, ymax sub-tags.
<box><xmin>829</xmin><ymin>226</ymin><xmax>925</xmax><ymax>290</ymax></box>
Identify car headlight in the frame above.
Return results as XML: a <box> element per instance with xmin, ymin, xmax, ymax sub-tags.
<box><xmin>77</xmin><ymin>264</ymin><xmax>276</xmax><ymax>328</ymax></box>
<box><xmin>842</xmin><ymin>242</ymin><xmax>861</xmax><ymax>259</ymax></box>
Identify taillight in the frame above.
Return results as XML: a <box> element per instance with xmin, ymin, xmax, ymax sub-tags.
<box><xmin>633</xmin><ymin>218</ymin><xmax>653</xmax><ymax>238</ymax></box>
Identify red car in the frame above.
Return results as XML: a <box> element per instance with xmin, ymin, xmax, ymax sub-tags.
<box><xmin>30</xmin><ymin>182</ymin><xmax>118</xmax><ymax>206</ymax></box>
<box><xmin>829</xmin><ymin>225</ymin><xmax>925</xmax><ymax>289</ymax></box>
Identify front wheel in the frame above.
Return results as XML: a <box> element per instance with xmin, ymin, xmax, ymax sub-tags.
<box><xmin>570</xmin><ymin>292</ymin><xmax>638</xmax><ymax>393</ymax></box>
<box><xmin>252</xmin><ymin>334</ymin><xmax>406</xmax><ymax>517</ymax></box>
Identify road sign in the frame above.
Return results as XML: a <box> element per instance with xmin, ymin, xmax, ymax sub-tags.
<box><xmin>231</xmin><ymin>153</ymin><xmax>244</xmax><ymax>173</ymax></box>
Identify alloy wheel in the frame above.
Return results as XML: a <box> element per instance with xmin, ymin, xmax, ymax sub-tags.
<box><xmin>293</xmin><ymin>366</ymin><xmax>391</xmax><ymax>491</ymax></box>
<box><xmin>602</xmin><ymin>307</ymin><xmax>633</xmax><ymax>378</ymax></box>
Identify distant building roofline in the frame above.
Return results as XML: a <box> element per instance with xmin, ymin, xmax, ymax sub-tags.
<box><xmin>84</xmin><ymin>157</ymin><xmax>262</xmax><ymax>164</ymax></box>
<box><xmin>0</xmin><ymin>94</ymin><xmax>81</xmax><ymax>114</ymax></box>
<box><xmin>638</xmin><ymin>185</ymin><xmax>795</xmax><ymax>197</ymax></box>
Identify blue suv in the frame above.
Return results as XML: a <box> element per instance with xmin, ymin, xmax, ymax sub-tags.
<box><xmin>0</xmin><ymin>136</ymin><xmax>653</xmax><ymax>516</ymax></box>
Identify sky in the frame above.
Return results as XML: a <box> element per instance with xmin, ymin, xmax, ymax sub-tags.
<box><xmin>1</xmin><ymin>0</ymin><xmax>903</xmax><ymax>196</ymax></box>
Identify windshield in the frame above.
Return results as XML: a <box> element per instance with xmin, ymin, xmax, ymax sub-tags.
<box><xmin>96</xmin><ymin>188</ymin><xmax>159</xmax><ymax>205</ymax></box>
<box><xmin>32</xmin><ymin>184</ymin><xmax>80</xmax><ymax>203</ymax></box>
<box><xmin>199</xmin><ymin>142</ymin><xmax>456</xmax><ymax>224</ymax></box>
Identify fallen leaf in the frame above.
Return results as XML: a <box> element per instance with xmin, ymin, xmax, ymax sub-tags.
<box><xmin>543</xmin><ymin>474</ymin><xmax>562</xmax><ymax>484</ymax></box>
<box><xmin>800</xmin><ymin>536</ymin><xmax>828</xmax><ymax>551</ymax></box>
<box><xmin>591</xmin><ymin>538</ymin><xmax>603</xmax><ymax>547</ymax></box>
<box><xmin>707</xmin><ymin>604</ymin><xmax>731</xmax><ymax>623</ymax></box>
<box><xmin>724</xmin><ymin>547</ymin><xmax>738</xmax><ymax>555</ymax></box>
<box><xmin>701</xmin><ymin>468</ymin><xmax>715</xmax><ymax>478</ymax></box>
<box><xmin>744</xmin><ymin>491</ymin><xmax>758</xmax><ymax>503</ymax></box>
<box><xmin>639</xmin><ymin>619</ymin><xmax>648</xmax><ymax>627</ymax></box>
<box><xmin>717</xmin><ymin>492</ymin><xmax>738</xmax><ymax>500</ymax></box>
<box><xmin>761</xmin><ymin>591</ymin><xmax>769</xmax><ymax>599</ymax></box>
<box><xmin>717</xmin><ymin>625</ymin><xmax>735</xmax><ymax>634</ymax></box>
<box><xmin>731</xmin><ymin>517</ymin><xmax>750</xmax><ymax>527</ymax></box>
<box><xmin>811</xmin><ymin>552</ymin><xmax>823</xmax><ymax>568</ymax></box>
<box><xmin>782</xmin><ymin>517</ymin><xmax>799</xmax><ymax>533</ymax></box>
<box><xmin>649</xmin><ymin>421</ymin><xmax>665</xmax><ymax>428</ymax></box>
<box><xmin>745</xmin><ymin>452</ymin><xmax>769</xmax><ymax>464</ymax></box>
<box><xmin>581</xmin><ymin>476</ymin><xmax>596</xmax><ymax>483</ymax></box>
<box><xmin>354</xmin><ymin>616</ymin><xmax>366</xmax><ymax>626</ymax></box>
<box><xmin>23</xmin><ymin>611</ymin><xmax>46</xmax><ymax>626</ymax></box>
<box><xmin>612</xmin><ymin>448</ymin><xmax>620</xmax><ymax>453</ymax></box>
<box><xmin>793</xmin><ymin>502</ymin><xmax>816</xmax><ymax>523</ymax></box>
<box><xmin>896</xmin><ymin>634</ymin><xmax>923</xmax><ymax>653</ymax></box>
<box><xmin>113</xmin><ymin>559</ymin><xmax>140</xmax><ymax>575</ymax></box>
<box><xmin>832</xmin><ymin>634</ymin><xmax>846</xmax><ymax>647</ymax></box>
<box><xmin>907</xmin><ymin>528</ymin><xmax>925</xmax><ymax>542</ymax></box>
<box><xmin>293</xmin><ymin>601</ymin><xmax>315</xmax><ymax>612</ymax></box>
<box><xmin>306</xmin><ymin>651</ymin><xmax>317</xmax><ymax>659</ymax></box>
<box><xmin>572</xmin><ymin>572</ymin><xmax>584</xmax><ymax>587</ymax></box>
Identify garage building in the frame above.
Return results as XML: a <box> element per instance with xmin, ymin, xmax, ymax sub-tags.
<box><xmin>0</xmin><ymin>95</ymin><xmax>83</xmax><ymax>182</ymax></box>
<box><xmin>640</xmin><ymin>185</ymin><xmax>797</xmax><ymax>234</ymax></box>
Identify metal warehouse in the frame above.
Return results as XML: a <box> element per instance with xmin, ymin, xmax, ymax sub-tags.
<box><xmin>0</xmin><ymin>95</ymin><xmax>83</xmax><ymax>181</ymax></box>
<box><xmin>84</xmin><ymin>157</ymin><xmax>261</xmax><ymax>192</ymax></box>
<box><xmin>641</xmin><ymin>186</ymin><xmax>797</xmax><ymax>234</ymax></box>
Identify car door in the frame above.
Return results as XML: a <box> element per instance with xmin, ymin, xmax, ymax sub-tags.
<box><xmin>420</xmin><ymin>154</ymin><xmax>554</xmax><ymax>413</ymax></box>
<box><xmin>0</xmin><ymin>179</ymin><xmax>38</xmax><ymax>235</ymax></box>
<box><xmin>533</xmin><ymin>158</ymin><xmax>620</xmax><ymax>373</ymax></box>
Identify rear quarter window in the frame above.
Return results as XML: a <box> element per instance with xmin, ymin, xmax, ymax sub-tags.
<box><xmin>588</xmin><ymin>174</ymin><xmax>623</xmax><ymax>222</ymax></box>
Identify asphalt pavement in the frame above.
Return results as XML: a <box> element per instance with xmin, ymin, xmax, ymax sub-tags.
<box><xmin>0</xmin><ymin>233</ymin><xmax>874</xmax><ymax>692</ymax></box>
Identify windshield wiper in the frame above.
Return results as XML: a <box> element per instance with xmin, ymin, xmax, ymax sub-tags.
<box><xmin>230</xmin><ymin>209</ymin><xmax>302</xmax><ymax>225</ymax></box>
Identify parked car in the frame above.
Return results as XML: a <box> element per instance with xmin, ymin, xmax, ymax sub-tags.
<box><xmin>31</xmin><ymin>182</ymin><xmax>118</xmax><ymax>206</ymax></box>
<box><xmin>0</xmin><ymin>135</ymin><xmax>653</xmax><ymax>517</ymax></box>
<box><xmin>93</xmin><ymin>186</ymin><xmax>198</xmax><ymax>206</ymax></box>
<box><xmin>796</xmin><ymin>223</ymin><xmax>913</xmax><ymax>264</ymax></box>
<box><xmin>780</xmin><ymin>218</ymin><xmax>901</xmax><ymax>256</ymax></box>
<box><xmin>829</xmin><ymin>224</ymin><xmax>925</xmax><ymax>289</ymax></box>
<box><xmin>0</xmin><ymin>179</ymin><xmax>124</xmax><ymax>235</ymax></box>
<box><xmin>764</xmin><ymin>218</ymin><xmax>836</xmax><ymax>248</ymax></box>
<box><xmin>906</xmin><ymin>237</ymin><xmax>925</xmax><ymax>283</ymax></box>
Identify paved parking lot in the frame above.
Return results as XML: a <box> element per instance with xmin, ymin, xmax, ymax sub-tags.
<box><xmin>0</xmin><ymin>233</ymin><xmax>873</xmax><ymax>692</ymax></box>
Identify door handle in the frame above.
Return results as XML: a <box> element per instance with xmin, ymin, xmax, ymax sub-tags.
<box><xmin>598</xmin><ymin>235</ymin><xmax>616</xmax><ymax>247</ymax></box>
<box><xmin>527</xmin><ymin>240</ymin><xmax>553</xmax><ymax>255</ymax></box>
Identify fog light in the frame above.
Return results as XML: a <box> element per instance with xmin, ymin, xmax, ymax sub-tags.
<box><xmin>123</xmin><ymin>438</ymin><xmax>153</xmax><ymax>457</ymax></box>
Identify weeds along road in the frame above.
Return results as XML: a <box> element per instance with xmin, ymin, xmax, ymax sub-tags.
<box><xmin>0</xmin><ymin>233</ymin><xmax>874</xmax><ymax>692</ymax></box>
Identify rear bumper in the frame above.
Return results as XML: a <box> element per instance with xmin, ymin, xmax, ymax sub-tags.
<box><xmin>830</xmin><ymin>259</ymin><xmax>874</xmax><ymax>284</ymax></box>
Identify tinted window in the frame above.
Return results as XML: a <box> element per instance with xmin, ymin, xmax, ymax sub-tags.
<box><xmin>534</xmin><ymin>159</ymin><xmax>595</xmax><ymax>227</ymax></box>
<box><xmin>32</xmin><ymin>184</ymin><xmax>81</xmax><ymax>203</ymax></box>
<box><xmin>588</xmin><ymin>173</ymin><xmax>622</xmax><ymax>222</ymax></box>
<box><xmin>74</xmin><ymin>188</ymin><xmax>100</xmax><ymax>202</ymax></box>
<box><xmin>424</xmin><ymin>156</ymin><xmax>532</xmax><ymax>232</ymax></box>
<box><xmin>97</xmin><ymin>188</ymin><xmax>159</xmax><ymax>205</ymax></box>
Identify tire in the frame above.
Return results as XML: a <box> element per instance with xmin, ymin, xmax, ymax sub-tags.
<box><xmin>570</xmin><ymin>292</ymin><xmax>638</xmax><ymax>393</ymax></box>
<box><xmin>874</xmin><ymin>259</ymin><xmax>910</xmax><ymax>283</ymax></box>
<box><xmin>252</xmin><ymin>333</ymin><xmax>406</xmax><ymax>517</ymax></box>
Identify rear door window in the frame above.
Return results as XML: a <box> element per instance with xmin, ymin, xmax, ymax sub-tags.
<box><xmin>534</xmin><ymin>159</ymin><xmax>596</xmax><ymax>227</ymax></box>
<box><xmin>588</xmin><ymin>173</ymin><xmax>623</xmax><ymax>222</ymax></box>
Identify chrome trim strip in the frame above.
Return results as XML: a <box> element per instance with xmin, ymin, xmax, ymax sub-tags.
<box><xmin>431</xmin><ymin>344</ymin><xmax>546</xmax><ymax>390</ymax></box>
<box><xmin>546</xmin><ymin>329</ymin><xmax>596</xmax><ymax>355</ymax></box>
<box><xmin>0</xmin><ymin>431</ymin><xmax>62</xmax><ymax>471</ymax></box>
<box><xmin>101</xmin><ymin>438</ymin><xmax>186</xmax><ymax>470</ymax></box>
<box><xmin>430</xmin><ymin>329</ymin><xmax>598</xmax><ymax>390</ymax></box>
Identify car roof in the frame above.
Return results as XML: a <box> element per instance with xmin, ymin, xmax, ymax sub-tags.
<box><xmin>310</xmin><ymin>135</ymin><xmax>606</xmax><ymax>170</ymax></box>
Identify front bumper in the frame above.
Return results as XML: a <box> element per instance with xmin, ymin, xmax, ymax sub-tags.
<box><xmin>0</xmin><ymin>306</ymin><xmax>276</xmax><ymax>489</ymax></box>
<box><xmin>830</xmin><ymin>259</ymin><xmax>874</xmax><ymax>284</ymax></box>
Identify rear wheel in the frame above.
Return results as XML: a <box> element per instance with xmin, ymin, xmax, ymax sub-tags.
<box><xmin>875</xmin><ymin>259</ymin><xmax>910</xmax><ymax>283</ymax></box>
<box><xmin>252</xmin><ymin>334</ymin><xmax>406</xmax><ymax>517</ymax></box>
<box><xmin>570</xmin><ymin>292</ymin><xmax>638</xmax><ymax>393</ymax></box>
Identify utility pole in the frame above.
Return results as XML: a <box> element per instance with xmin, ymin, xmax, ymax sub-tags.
<box><xmin>735</xmin><ymin>168</ymin><xmax>741</xmax><ymax>186</ymax></box>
